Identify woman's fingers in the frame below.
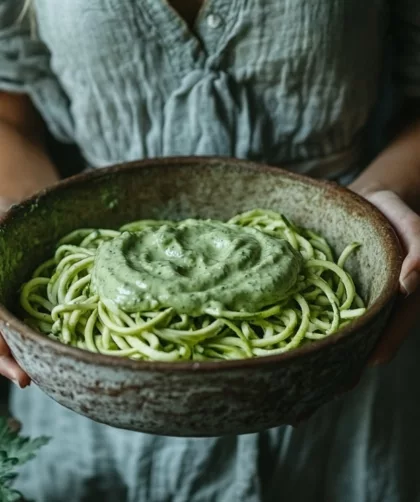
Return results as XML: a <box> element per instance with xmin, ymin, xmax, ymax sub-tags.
<box><xmin>367</xmin><ymin>190</ymin><xmax>420</xmax><ymax>295</ymax></box>
<box><xmin>0</xmin><ymin>334</ymin><xmax>30</xmax><ymax>387</ymax></box>
<box><xmin>398</xmin><ymin>214</ymin><xmax>420</xmax><ymax>295</ymax></box>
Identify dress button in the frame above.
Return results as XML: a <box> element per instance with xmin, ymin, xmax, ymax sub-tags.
<box><xmin>206</xmin><ymin>13</ymin><xmax>222</xmax><ymax>29</ymax></box>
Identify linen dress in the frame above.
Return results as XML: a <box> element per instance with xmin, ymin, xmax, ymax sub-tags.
<box><xmin>1</xmin><ymin>1</ymin><xmax>420</xmax><ymax>500</ymax></box>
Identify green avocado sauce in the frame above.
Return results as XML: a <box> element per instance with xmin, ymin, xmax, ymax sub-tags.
<box><xmin>91</xmin><ymin>219</ymin><xmax>302</xmax><ymax>315</ymax></box>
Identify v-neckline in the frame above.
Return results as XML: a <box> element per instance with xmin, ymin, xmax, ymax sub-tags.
<box><xmin>166</xmin><ymin>0</ymin><xmax>208</xmax><ymax>29</ymax></box>
<box><xmin>158</xmin><ymin>0</ymin><xmax>215</xmax><ymax>36</ymax></box>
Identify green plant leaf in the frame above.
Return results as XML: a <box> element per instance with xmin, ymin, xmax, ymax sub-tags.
<box><xmin>0</xmin><ymin>483</ymin><xmax>23</xmax><ymax>502</ymax></box>
<box><xmin>0</xmin><ymin>418</ymin><xmax>49</xmax><ymax>467</ymax></box>
<box><xmin>0</xmin><ymin>416</ymin><xmax>50</xmax><ymax>501</ymax></box>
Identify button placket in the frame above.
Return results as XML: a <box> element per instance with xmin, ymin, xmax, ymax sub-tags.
<box><xmin>195</xmin><ymin>0</ymin><xmax>240</xmax><ymax>61</ymax></box>
<box><xmin>142</xmin><ymin>0</ymin><xmax>240</xmax><ymax>73</ymax></box>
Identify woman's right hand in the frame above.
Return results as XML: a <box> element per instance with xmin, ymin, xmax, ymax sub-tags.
<box><xmin>0</xmin><ymin>92</ymin><xmax>59</xmax><ymax>388</ymax></box>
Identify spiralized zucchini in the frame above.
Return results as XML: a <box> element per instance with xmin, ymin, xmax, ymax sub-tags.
<box><xmin>20</xmin><ymin>209</ymin><xmax>366</xmax><ymax>361</ymax></box>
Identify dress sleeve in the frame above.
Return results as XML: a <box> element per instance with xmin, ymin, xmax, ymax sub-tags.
<box><xmin>392</xmin><ymin>0</ymin><xmax>420</xmax><ymax>98</ymax></box>
<box><xmin>0</xmin><ymin>0</ymin><xmax>52</xmax><ymax>92</ymax></box>
<box><xmin>0</xmin><ymin>1</ymin><xmax>74</xmax><ymax>142</ymax></box>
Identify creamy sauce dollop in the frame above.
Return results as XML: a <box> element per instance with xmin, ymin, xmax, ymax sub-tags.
<box><xmin>91</xmin><ymin>219</ymin><xmax>302</xmax><ymax>315</ymax></box>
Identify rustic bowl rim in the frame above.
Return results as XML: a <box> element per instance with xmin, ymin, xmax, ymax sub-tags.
<box><xmin>0</xmin><ymin>156</ymin><xmax>403</xmax><ymax>373</ymax></box>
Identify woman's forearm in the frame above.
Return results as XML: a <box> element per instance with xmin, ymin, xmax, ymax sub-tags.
<box><xmin>351</xmin><ymin>103</ymin><xmax>420</xmax><ymax>213</ymax></box>
<box><xmin>0</xmin><ymin>121</ymin><xmax>58</xmax><ymax>204</ymax></box>
<box><xmin>0</xmin><ymin>92</ymin><xmax>58</xmax><ymax>207</ymax></box>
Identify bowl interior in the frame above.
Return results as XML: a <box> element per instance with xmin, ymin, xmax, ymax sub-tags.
<box><xmin>0</xmin><ymin>158</ymin><xmax>400</xmax><ymax>330</ymax></box>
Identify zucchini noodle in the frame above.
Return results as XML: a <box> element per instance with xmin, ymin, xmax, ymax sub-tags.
<box><xmin>19</xmin><ymin>209</ymin><xmax>366</xmax><ymax>361</ymax></box>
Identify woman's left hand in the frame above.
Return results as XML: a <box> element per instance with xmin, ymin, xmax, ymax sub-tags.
<box><xmin>349</xmin><ymin>187</ymin><xmax>420</xmax><ymax>366</ymax></box>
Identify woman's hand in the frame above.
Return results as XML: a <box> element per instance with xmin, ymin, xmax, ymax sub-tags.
<box><xmin>0</xmin><ymin>92</ymin><xmax>59</xmax><ymax>388</ymax></box>
<box><xmin>349</xmin><ymin>101</ymin><xmax>420</xmax><ymax>366</ymax></box>
<box><xmin>349</xmin><ymin>188</ymin><xmax>420</xmax><ymax>365</ymax></box>
<box><xmin>0</xmin><ymin>336</ymin><xmax>30</xmax><ymax>388</ymax></box>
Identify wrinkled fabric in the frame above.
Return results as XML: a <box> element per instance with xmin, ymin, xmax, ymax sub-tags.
<box><xmin>2</xmin><ymin>1</ymin><xmax>420</xmax><ymax>501</ymax></box>
<box><xmin>0</xmin><ymin>0</ymin><xmax>408</xmax><ymax>174</ymax></box>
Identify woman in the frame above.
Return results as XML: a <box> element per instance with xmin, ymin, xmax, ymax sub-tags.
<box><xmin>1</xmin><ymin>1</ymin><xmax>420</xmax><ymax>500</ymax></box>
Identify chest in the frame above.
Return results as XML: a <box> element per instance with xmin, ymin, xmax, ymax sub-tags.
<box><xmin>35</xmin><ymin>0</ymin><xmax>388</xmax><ymax>88</ymax></box>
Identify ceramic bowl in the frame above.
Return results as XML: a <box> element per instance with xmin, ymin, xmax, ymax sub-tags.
<box><xmin>0</xmin><ymin>157</ymin><xmax>402</xmax><ymax>436</ymax></box>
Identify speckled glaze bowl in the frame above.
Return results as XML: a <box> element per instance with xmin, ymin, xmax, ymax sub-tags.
<box><xmin>0</xmin><ymin>157</ymin><xmax>402</xmax><ymax>436</ymax></box>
